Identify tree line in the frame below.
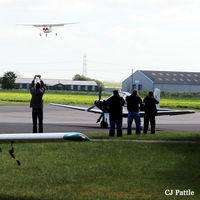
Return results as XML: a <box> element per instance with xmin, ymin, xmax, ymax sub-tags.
<box><xmin>72</xmin><ymin>74</ymin><xmax>104</xmax><ymax>90</ymax></box>
<box><xmin>0</xmin><ymin>71</ymin><xmax>17</xmax><ymax>89</ymax></box>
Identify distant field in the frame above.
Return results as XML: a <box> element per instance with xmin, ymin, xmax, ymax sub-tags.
<box><xmin>0</xmin><ymin>90</ymin><xmax>109</xmax><ymax>106</ymax></box>
<box><xmin>0</xmin><ymin>90</ymin><xmax>199</xmax><ymax>110</ymax></box>
<box><xmin>0</xmin><ymin>139</ymin><xmax>199</xmax><ymax>200</ymax></box>
<box><xmin>161</xmin><ymin>98</ymin><xmax>200</xmax><ymax>110</ymax></box>
<box><xmin>103</xmin><ymin>82</ymin><xmax>122</xmax><ymax>87</ymax></box>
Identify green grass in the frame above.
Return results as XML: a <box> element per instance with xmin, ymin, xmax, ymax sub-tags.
<box><xmin>0</xmin><ymin>90</ymin><xmax>200</xmax><ymax>110</ymax></box>
<box><xmin>103</xmin><ymin>82</ymin><xmax>122</xmax><ymax>88</ymax></box>
<box><xmin>0</xmin><ymin>141</ymin><xmax>199</xmax><ymax>200</ymax></box>
<box><xmin>0</xmin><ymin>90</ymin><xmax>109</xmax><ymax>106</ymax></box>
<box><xmin>0</xmin><ymin>100</ymin><xmax>28</xmax><ymax>106</ymax></box>
<box><xmin>161</xmin><ymin>98</ymin><xmax>200</xmax><ymax>110</ymax></box>
<box><xmin>86</xmin><ymin>131</ymin><xmax>200</xmax><ymax>141</ymax></box>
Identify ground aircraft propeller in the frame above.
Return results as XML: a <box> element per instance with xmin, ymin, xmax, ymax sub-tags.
<box><xmin>87</xmin><ymin>85</ymin><xmax>108</xmax><ymax>128</ymax></box>
<box><xmin>98</xmin><ymin>85</ymin><xmax>102</xmax><ymax>100</ymax></box>
<box><xmin>87</xmin><ymin>85</ymin><xmax>102</xmax><ymax>111</ymax></box>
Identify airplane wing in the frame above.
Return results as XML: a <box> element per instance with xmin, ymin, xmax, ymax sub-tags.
<box><xmin>50</xmin><ymin>23</ymin><xmax>80</xmax><ymax>27</ymax></box>
<box><xmin>121</xmin><ymin>110</ymin><xmax>195</xmax><ymax>118</ymax></box>
<box><xmin>50</xmin><ymin>103</ymin><xmax>103</xmax><ymax>114</ymax></box>
<box><xmin>17</xmin><ymin>24</ymin><xmax>55</xmax><ymax>27</ymax></box>
<box><xmin>50</xmin><ymin>103</ymin><xmax>195</xmax><ymax>117</ymax></box>
<box><xmin>138</xmin><ymin>109</ymin><xmax>195</xmax><ymax>118</ymax></box>
<box><xmin>17</xmin><ymin>24</ymin><xmax>43</xmax><ymax>27</ymax></box>
<box><xmin>156</xmin><ymin>109</ymin><xmax>195</xmax><ymax>116</ymax></box>
<box><xmin>17</xmin><ymin>23</ymin><xmax>79</xmax><ymax>27</ymax></box>
<box><xmin>0</xmin><ymin>132</ymin><xmax>90</xmax><ymax>143</ymax></box>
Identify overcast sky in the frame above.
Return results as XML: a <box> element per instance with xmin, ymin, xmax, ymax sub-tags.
<box><xmin>1</xmin><ymin>0</ymin><xmax>200</xmax><ymax>82</ymax></box>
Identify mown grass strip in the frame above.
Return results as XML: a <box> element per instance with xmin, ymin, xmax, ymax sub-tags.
<box><xmin>161</xmin><ymin>98</ymin><xmax>200</xmax><ymax>110</ymax></box>
<box><xmin>85</xmin><ymin>131</ymin><xmax>200</xmax><ymax>141</ymax></box>
<box><xmin>0</xmin><ymin>90</ymin><xmax>109</xmax><ymax>106</ymax></box>
<box><xmin>0</xmin><ymin>90</ymin><xmax>199</xmax><ymax>110</ymax></box>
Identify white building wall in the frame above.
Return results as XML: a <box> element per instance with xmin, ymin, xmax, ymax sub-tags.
<box><xmin>122</xmin><ymin>71</ymin><xmax>154</xmax><ymax>92</ymax></box>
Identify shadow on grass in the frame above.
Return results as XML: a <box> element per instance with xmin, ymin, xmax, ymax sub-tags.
<box><xmin>0</xmin><ymin>195</ymin><xmax>42</xmax><ymax>200</ymax></box>
<box><xmin>151</xmin><ymin>143</ymin><xmax>200</xmax><ymax>197</ymax></box>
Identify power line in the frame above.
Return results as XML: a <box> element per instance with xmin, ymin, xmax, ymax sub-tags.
<box><xmin>0</xmin><ymin>60</ymin><xmax>81</xmax><ymax>65</ymax></box>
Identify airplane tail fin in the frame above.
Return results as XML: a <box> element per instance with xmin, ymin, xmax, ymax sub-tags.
<box><xmin>154</xmin><ymin>88</ymin><xmax>160</xmax><ymax>109</ymax></box>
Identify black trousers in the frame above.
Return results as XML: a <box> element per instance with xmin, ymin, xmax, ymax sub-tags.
<box><xmin>109</xmin><ymin>115</ymin><xmax>123</xmax><ymax>137</ymax></box>
<box><xmin>32</xmin><ymin>108</ymin><xmax>43</xmax><ymax>133</ymax></box>
<box><xmin>143</xmin><ymin>114</ymin><xmax>156</xmax><ymax>134</ymax></box>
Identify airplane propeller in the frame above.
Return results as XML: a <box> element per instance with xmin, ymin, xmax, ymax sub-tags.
<box><xmin>98</xmin><ymin>85</ymin><xmax>102</xmax><ymax>100</ymax></box>
<box><xmin>87</xmin><ymin>85</ymin><xmax>102</xmax><ymax>111</ymax></box>
<box><xmin>87</xmin><ymin>105</ymin><xmax>95</xmax><ymax>111</ymax></box>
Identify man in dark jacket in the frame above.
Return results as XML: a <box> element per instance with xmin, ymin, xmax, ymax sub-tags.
<box><xmin>126</xmin><ymin>90</ymin><xmax>142</xmax><ymax>135</ymax></box>
<box><xmin>30</xmin><ymin>75</ymin><xmax>45</xmax><ymax>133</ymax></box>
<box><xmin>143</xmin><ymin>91</ymin><xmax>159</xmax><ymax>134</ymax></box>
<box><xmin>105</xmin><ymin>90</ymin><xmax>125</xmax><ymax>137</ymax></box>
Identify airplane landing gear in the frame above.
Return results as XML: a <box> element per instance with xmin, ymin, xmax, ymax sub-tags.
<box><xmin>97</xmin><ymin>114</ymin><xmax>108</xmax><ymax>128</ymax></box>
<box><xmin>100</xmin><ymin>120</ymin><xmax>108</xmax><ymax>128</ymax></box>
<box><xmin>140</xmin><ymin>121</ymin><xmax>144</xmax><ymax>130</ymax></box>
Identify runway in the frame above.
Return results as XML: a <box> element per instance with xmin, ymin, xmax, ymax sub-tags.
<box><xmin>0</xmin><ymin>105</ymin><xmax>199</xmax><ymax>133</ymax></box>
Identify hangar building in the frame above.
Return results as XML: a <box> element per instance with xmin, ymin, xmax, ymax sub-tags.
<box><xmin>122</xmin><ymin>70</ymin><xmax>200</xmax><ymax>93</ymax></box>
<box><xmin>15</xmin><ymin>78</ymin><xmax>98</xmax><ymax>91</ymax></box>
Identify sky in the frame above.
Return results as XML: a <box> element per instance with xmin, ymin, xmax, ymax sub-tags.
<box><xmin>1</xmin><ymin>0</ymin><xmax>200</xmax><ymax>82</ymax></box>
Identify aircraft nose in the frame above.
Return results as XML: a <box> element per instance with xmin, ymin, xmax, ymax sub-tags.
<box><xmin>79</xmin><ymin>134</ymin><xmax>90</xmax><ymax>141</ymax></box>
<box><xmin>79</xmin><ymin>135</ymin><xmax>88</xmax><ymax>141</ymax></box>
<box><xmin>63</xmin><ymin>133</ymin><xmax>90</xmax><ymax>141</ymax></box>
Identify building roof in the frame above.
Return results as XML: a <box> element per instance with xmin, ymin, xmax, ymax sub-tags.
<box><xmin>140</xmin><ymin>70</ymin><xmax>200</xmax><ymax>85</ymax></box>
<box><xmin>15</xmin><ymin>78</ymin><xmax>97</xmax><ymax>86</ymax></box>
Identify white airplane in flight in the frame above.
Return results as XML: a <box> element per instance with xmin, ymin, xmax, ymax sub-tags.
<box><xmin>0</xmin><ymin>132</ymin><xmax>90</xmax><ymax>166</ymax></box>
<box><xmin>17</xmin><ymin>22</ymin><xmax>79</xmax><ymax>36</ymax></box>
<box><xmin>50</xmin><ymin>88</ymin><xmax>195</xmax><ymax>128</ymax></box>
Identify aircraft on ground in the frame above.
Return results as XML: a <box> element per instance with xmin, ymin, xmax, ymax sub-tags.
<box><xmin>0</xmin><ymin>132</ymin><xmax>89</xmax><ymax>166</ymax></box>
<box><xmin>17</xmin><ymin>22</ymin><xmax>79</xmax><ymax>36</ymax></box>
<box><xmin>50</xmin><ymin>88</ymin><xmax>195</xmax><ymax>128</ymax></box>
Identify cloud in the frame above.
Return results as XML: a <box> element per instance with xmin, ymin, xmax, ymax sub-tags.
<box><xmin>135</xmin><ymin>3</ymin><xmax>200</xmax><ymax>24</ymax></box>
<box><xmin>30</xmin><ymin>0</ymin><xmax>97</xmax><ymax>13</ymax></box>
<box><xmin>97</xmin><ymin>0</ymin><xmax>195</xmax><ymax>10</ymax></box>
<box><xmin>0</xmin><ymin>0</ymin><xmax>12</xmax><ymax>5</ymax></box>
<box><xmin>4</xmin><ymin>0</ymin><xmax>186</xmax><ymax>13</ymax></box>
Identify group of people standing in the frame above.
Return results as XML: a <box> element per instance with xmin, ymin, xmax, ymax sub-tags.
<box><xmin>105</xmin><ymin>89</ymin><xmax>159</xmax><ymax>137</ymax></box>
<box><xmin>29</xmin><ymin>75</ymin><xmax>159</xmax><ymax>136</ymax></box>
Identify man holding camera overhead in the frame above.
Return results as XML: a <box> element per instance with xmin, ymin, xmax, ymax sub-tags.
<box><xmin>30</xmin><ymin>75</ymin><xmax>45</xmax><ymax>133</ymax></box>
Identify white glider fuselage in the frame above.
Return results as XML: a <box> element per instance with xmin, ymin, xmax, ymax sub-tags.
<box><xmin>0</xmin><ymin>132</ymin><xmax>90</xmax><ymax>143</ymax></box>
